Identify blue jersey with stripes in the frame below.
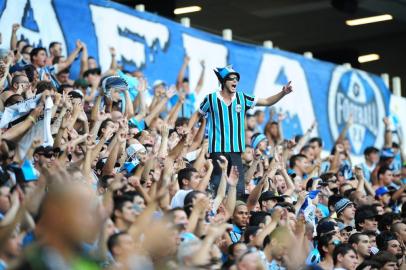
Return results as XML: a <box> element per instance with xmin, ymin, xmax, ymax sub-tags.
<box><xmin>199</xmin><ymin>90</ymin><xmax>256</xmax><ymax>153</ymax></box>
<box><xmin>37</xmin><ymin>65</ymin><xmax>60</xmax><ymax>89</ymax></box>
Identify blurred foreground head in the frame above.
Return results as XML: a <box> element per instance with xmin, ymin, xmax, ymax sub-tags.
<box><xmin>37</xmin><ymin>181</ymin><xmax>101</xmax><ymax>246</ymax></box>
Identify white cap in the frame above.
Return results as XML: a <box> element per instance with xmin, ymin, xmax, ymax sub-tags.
<box><xmin>152</xmin><ymin>80</ymin><xmax>166</xmax><ymax>88</ymax></box>
<box><xmin>126</xmin><ymin>143</ymin><xmax>146</xmax><ymax>157</ymax></box>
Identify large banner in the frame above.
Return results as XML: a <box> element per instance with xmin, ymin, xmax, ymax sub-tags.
<box><xmin>0</xmin><ymin>0</ymin><xmax>393</xmax><ymax>156</ymax></box>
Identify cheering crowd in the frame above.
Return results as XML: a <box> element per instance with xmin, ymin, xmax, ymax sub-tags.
<box><xmin>0</xmin><ymin>22</ymin><xmax>405</xmax><ymax>270</ymax></box>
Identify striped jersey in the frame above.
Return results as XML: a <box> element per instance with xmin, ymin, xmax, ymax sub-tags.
<box><xmin>37</xmin><ymin>65</ymin><xmax>60</xmax><ymax>89</ymax></box>
<box><xmin>199</xmin><ymin>91</ymin><xmax>256</xmax><ymax>153</ymax></box>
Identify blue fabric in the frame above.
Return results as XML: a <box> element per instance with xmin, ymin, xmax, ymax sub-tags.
<box><xmin>317</xmin><ymin>203</ymin><xmax>330</xmax><ymax>218</ymax></box>
<box><xmin>169</xmin><ymin>93</ymin><xmax>196</xmax><ymax>118</ymax></box>
<box><xmin>229</xmin><ymin>224</ymin><xmax>243</xmax><ymax>244</ymax></box>
<box><xmin>22</xmin><ymin>231</ymin><xmax>36</xmax><ymax>247</ymax></box>
<box><xmin>21</xmin><ymin>159</ymin><xmax>38</xmax><ymax>181</ymax></box>
<box><xmin>129</xmin><ymin>117</ymin><xmax>146</xmax><ymax>132</ymax></box>
<box><xmin>199</xmin><ymin>91</ymin><xmax>255</xmax><ymax>153</ymax></box>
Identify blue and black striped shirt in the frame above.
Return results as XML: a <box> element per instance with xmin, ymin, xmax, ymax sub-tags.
<box><xmin>199</xmin><ymin>91</ymin><xmax>256</xmax><ymax>153</ymax></box>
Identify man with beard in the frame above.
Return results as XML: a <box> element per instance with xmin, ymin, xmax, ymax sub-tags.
<box><xmin>348</xmin><ymin>233</ymin><xmax>371</xmax><ymax>266</ymax></box>
<box><xmin>190</xmin><ymin>65</ymin><xmax>293</xmax><ymax>199</ymax></box>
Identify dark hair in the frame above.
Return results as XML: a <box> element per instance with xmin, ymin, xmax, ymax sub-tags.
<box><xmin>36</xmin><ymin>80</ymin><xmax>55</xmax><ymax>94</ymax></box>
<box><xmin>177</xmin><ymin>167</ymin><xmax>197</xmax><ymax>189</ymax></box>
<box><xmin>21</xmin><ymin>44</ymin><xmax>32</xmax><ymax>54</ymax></box>
<box><xmin>4</xmin><ymin>94</ymin><xmax>23</xmax><ymax>107</ymax></box>
<box><xmin>300</xmin><ymin>145</ymin><xmax>312</xmax><ymax>155</ymax></box>
<box><xmin>333</xmin><ymin>244</ymin><xmax>356</xmax><ymax>265</ymax></box>
<box><xmin>98</xmin><ymin>119</ymin><xmax>114</xmax><ymax>138</ymax></box>
<box><xmin>243</xmin><ymin>226</ymin><xmax>259</xmax><ymax>244</ymax></box>
<box><xmin>107</xmin><ymin>232</ymin><xmax>127</xmax><ymax>255</ymax></box>
<box><xmin>376</xmin><ymin>231</ymin><xmax>398</xmax><ymax>251</ymax></box>
<box><xmin>364</xmin><ymin>146</ymin><xmax>379</xmax><ymax>156</ymax></box>
<box><xmin>354</xmin><ymin>205</ymin><xmax>378</xmax><ymax>231</ymax></box>
<box><xmin>370</xmin><ymin>251</ymin><xmax>398</xmax><ymax>266</ymax></box>
<box><xmin>348</xmin><ymin>232</ymin><xmax>366</xmax><ymax>245</ymax></box>
<box><xmin>317</xmin><ymin>233</ymin><xmax>334</xmax><ymax>259</ymax></box>
<box><xmin>49</xmin><ymin>41</ymin><xmax>61</xmax><ymax>51</ymax></box>
<box><xmin>289</xmin><ymin>154</ymin><xmax>307</xmax><ymax>169</ymax></box>
<box><xmin>309</xmin><ymin>137</ymin><xmax>323</xmax><ymax>147</ymax></box>
<box><xmin>249</xmin><ymin>211</ymin><xmax>271</xmax><ymax>226</ymax></box>
<box><xmin>11</xmin><ymin>74</ymin><xmax>27</xmax><ymax>88</ymax></box>
<box><xmin>58</xmin><ymin>83</ymin><xmax>73</xmax><ymax>94</ymax></box>
<box><xmin>355</xmin><ymin>260</ymin><xmax>381</xmax><ymax>270</ymax></box>
<box><xmin>175</xmin><ymin>117</ymin><xmax>189</xmax><ymax>128</ymax></box>
<box><xmin>377</xmin><ymin>165</ymin><xmax>391</xmax><ymax>181</ymax></box>
<box><xmin>23</xmin><ymin>65</ymin><xmax>37</xmax><ymax>83</ymax></box>
<box><xmin>328</xmin><ymin>195</ymin><xmax>343</xmax><ymax>212</ymax></box>
<box><xmin>183</xmin><ymin>190</ymin><xmax>205</xmax><ymax>217</ymax></box>
<box><xmin>112</xmin><ymin>195</ymin><xmax>133</xmax><ymax>221</ymax></box>
<box><xmin>30</xmin><ymin>47</ymin><xmax>47</xmax><ymax>62</ymax></box>
<box><xmin>378</xmin><ymin>213</ymin><xmax>401</xmax><ymax>232</ymax></box>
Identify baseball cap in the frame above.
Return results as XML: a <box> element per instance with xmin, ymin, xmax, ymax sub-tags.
<box><xmin>334</xmin><ymin>198</ymin><xmax>353</xmax><ymax>215</ymax></box>
<box><xmin>381</xmin><ymin>148</ymin><xmax>395</xmax><ymax>159</ymax></box>
<box><xmin>74</xmin><ymin>78</ymin><xmax>89</xmax><ymax>88</ymax></box>
<box><xmin>259</xmin><ymin>191</ymin><xmax>284</xmax><ymax>204</ymax></box>
<box><xmin>336</xmin><ymin>221</ymin><xmax>352</xmax><ymax>232</ymax></box>
<box><xmin>355</xmin><ymin>207</ymin><xmax>379</xmax><ymax>225</ymax></box>
<box><xmin>126</xmin><ymin>144</ymin><xmax>146</xmax><ymax>158</ymax></box>
<box><xmin>375</xmin><ymin>186</ymin><xmax>389</xmax><ymax>197</ymax></box>
<box><xmin>152</xmin><ymin>80</ymin><xmax>166</xmax><ymax>88</ymax></box>
<box><xmin>83</xmin><ymin>68</ymin><xmax>101</xmax><ymax>78</ymax></box>
<box><xmin>68</xmin><ymin>89</ymin><xmax>84</xmax><ymax>99</ymax></box>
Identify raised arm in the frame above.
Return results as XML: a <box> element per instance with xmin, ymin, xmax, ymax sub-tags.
<box><xmin>56</xmin><ymin>40</ymin><xmax>83</xmax><ymax>72</ymax></box>
<box><xmin>10</xmin><ymin>24</ymin><xmax>20</xmax><ymax>51</ymax></box>
<box><xmin>383</xmin><ymin>117</ymin><xmax>393</xmax><ymax>148</ymax></box>
<box><xmin>256</xmin><ymin>81</ymin><xmax>292</xmax><ymax>106</ymax></box>
<box><xmin>194</xmin><ymin>60</ymin><xmax>205</xmax><ymax>95</ymax></box>
<box><xmin>176</xmin><ymin>56</ymin><xmax>189</xmax><ymax>89</ymax></box>
<box><xmin>79</xmin><ymin>42</ymin><xmax>88</xmax><ymax>77</ymax></box>
<box><xmin>336</xmin><ymin>114</ymin><xmax>352</xmax><ymax>144</ymax></box>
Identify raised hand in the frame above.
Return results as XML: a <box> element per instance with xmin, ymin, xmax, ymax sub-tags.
<box><xmin>109</xmin><ymin>47</ymin><xmax>116</xmax><ymax>57</ymax></box>
<box><xmin>160</xmin><ymin>123</ymin><xmax>169</xmax><ymax>138</ymax></box>
<box><xmin>216</xmin><ymin>155</ymin><xmax>228</xmax><ymax>172</ymax></box>
<box><xmin>166</xmin><ymin>85</ymin><xmax>177</xmax><ymax>99</ymax></box>
<box><xmin>282</xmin><ymin>81</ymin><xmax>293</xmax><ymax>95</ymax></box>
<box><xmin>137</xmin><ymin>77</ymin><xmax>147</xmax><ymax>92</ymax></box>
<box><xmin>76</xmin><ymin>39</ymin><xmax>84</xmax><ymax>50</ymax></box>
<box><xmin>184</xmin><ymin>55</ymin><xmax>190</xmax><ymax>64</ymax></box>
<box><xmin>12</xmin><ymin>23</ymin><xmax>20</xmax><ymax>33</ymax></box>
<box><xmin>227</xmin><ymin>166</ymin><xmax>239</xmax><ymax>187</ymax></box>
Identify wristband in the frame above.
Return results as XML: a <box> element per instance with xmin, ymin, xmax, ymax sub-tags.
<box><xmin>28</xmin><ymin>116</ymin><xmax>37</xmax><ymax>124</ymax></box>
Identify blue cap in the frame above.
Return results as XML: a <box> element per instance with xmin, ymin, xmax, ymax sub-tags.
<box><xmin>251</xmin><ymin>133</ymin><xmax>267</xmax><ymax>149</ymax></box>
<box><xmin>381</xmin><ymin>148</ymin><xmax>395</xmax><ymax>158</ymax></box>
<box><xmin>334</xmin><ymin>198</ymin><xmax>353</xmax><ymax>214</ymax></box>
<box><xmin>101</xmin><ymin>76</ymin><xmax>128</xmax><ymax>97</ymax></box>
<box><xmin>214</xmin><ymin>65</ymin><xmax>240</xmax><ymax>82</ymax></box>
<box><xmin>375</xmin><ymin>186</ymin><xmax>389</xmax><ymax>197</ymax></box>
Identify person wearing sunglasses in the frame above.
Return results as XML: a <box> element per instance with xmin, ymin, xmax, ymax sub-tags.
<box><xmin>189</xmin><ymin>65</ymin><xmax>293</xmax><ymax>199</ymax></box>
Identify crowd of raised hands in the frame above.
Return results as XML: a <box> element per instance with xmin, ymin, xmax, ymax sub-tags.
<box><xmin>0</xmin><ymin>22</ymin><xmax>406</xmax><ymax>270</ymax></box>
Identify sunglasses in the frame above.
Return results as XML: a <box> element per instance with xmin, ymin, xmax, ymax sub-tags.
<box><xmin>225</xmin><ymin>76</ymin><xmax>239</xmax><ymax>82</ymax></box>
<box><xmin>38</xmin><ymin>152</ymin><xmax>57</xmax><ymax>158</ymax></box>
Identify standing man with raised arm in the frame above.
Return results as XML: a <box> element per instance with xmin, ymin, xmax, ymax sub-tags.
<box><xmin>189</xmin><ymin>65</ymin><xmax>293</xmax><ymax>198</ymax></box>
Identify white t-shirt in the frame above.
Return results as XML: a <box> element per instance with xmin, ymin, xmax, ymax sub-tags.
<box><xmin>170</xmin><ymin>189</ymin><xmax>192</xmax><ymax>209</ymax></box>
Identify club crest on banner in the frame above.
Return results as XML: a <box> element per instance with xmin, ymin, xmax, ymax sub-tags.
<box><xmin>328</xmin><ymin>67</ymin><xmax>386</xmax><ymax>155</ymax></box>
